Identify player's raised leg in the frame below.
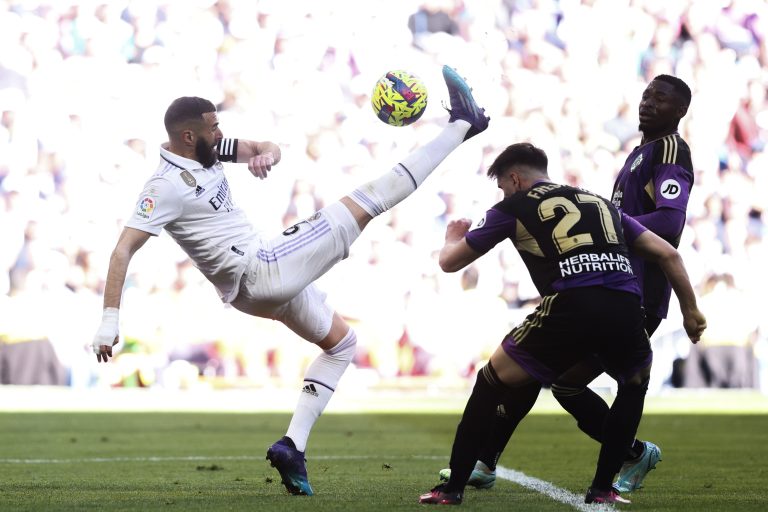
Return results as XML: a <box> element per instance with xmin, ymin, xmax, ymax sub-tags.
<box><xmin>442</xmin><ymin>65</ymin><xmax>489</xmax><ymax>141</ymax></box>
<box><xmin>266</xmin><ymin>65</ymin><xmax>490</xmax><ymax>497</ymax></box>
<box><xmin>343</xmin><ymin>65</ymin><xmax>489</xmax><ymax>230</ymax></box>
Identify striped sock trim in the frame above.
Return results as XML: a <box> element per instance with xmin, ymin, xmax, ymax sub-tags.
<box><xmin>304</xmin><ymin>378</ymin><xmax>335</xmax><ymax>393</ymax></box>
<box><xmin>349</xmin><ymin>189</ymin><xmax>383</xmax><ymax>217</ymax></box>
<box><xmin>480</xmin><ymin>362</ymin><xmax>505</xmax><ymax>390</ymax></box>
<box><xmin>551</xmin><ymin>383</ymin><xmax>585</xmax><ymax>398</ymax></box>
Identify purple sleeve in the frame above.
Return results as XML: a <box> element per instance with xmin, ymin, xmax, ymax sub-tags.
<box><xmin>633</xmin><ymin>207</ymin><xmax>686</xmax><ymax>240</ymax></box>
<box><xmin>465</xmin><ymin>207</ymin><xmax>517</xmax><ymax>254</ymax></box>
<box><xmin>653</xmin><ymin>163</ymin><xmax>691</xmax><ymax>211</ymax></box>
<box><xmin>620</xmin><ymin>212</ymin><xmax>648</xmax><ymax>244</ymax></box>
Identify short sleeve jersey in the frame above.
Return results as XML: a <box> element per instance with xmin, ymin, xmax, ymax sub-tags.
<box><xmin>611</xmin><ymin>133</ymin><xmax>693</xmax><ymax>317</ymax></box>
<box><xmin>465</xmin><ymin>181</ymin><xmax>646</xmax><ymax>298</ymax></box>
<box><xmin>125</xmin><ymin>139</ymin><xmax>260</xmax><ymax>302</ymax></box>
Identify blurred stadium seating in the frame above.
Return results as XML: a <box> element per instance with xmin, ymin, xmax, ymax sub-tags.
<box><xmin>0</xmin><ymin>0</ymin><xmax>766</xmax><ymax>394</ymax></box>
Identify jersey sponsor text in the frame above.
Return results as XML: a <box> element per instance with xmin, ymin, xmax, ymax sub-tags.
<box><xmin>559</xmin><ymin>252</ymin><xmax>633</xmax><ymax>277</ymax></box>
<box><xmin>209</xmin><ymin>177</ymin><xmax>234</xmax><ymax>212</ymax></box>
<box><xmin>660</xmin><ymin>179</ymin><xmax>681</xmax><ymax>199</ymax></box>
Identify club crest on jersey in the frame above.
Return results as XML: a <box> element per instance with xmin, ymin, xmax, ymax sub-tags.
<box><xmin>136</xmin><ymin>196</ymin><xmax>155</xmax><ymax>219</ymax></box>
<box><xmin>660</xmin><ymin>179</ymin><xmax>681</xmax><ymax>199</ymax></box>
<box><xmin>630</xmin><ymin>153</ymin><xmax>643</xmax><ymax>172</ymax></box>
<box><xmin>180</xmin><ymin>170</ymin><xmax>196</xmax><ymax>187</ymax></box>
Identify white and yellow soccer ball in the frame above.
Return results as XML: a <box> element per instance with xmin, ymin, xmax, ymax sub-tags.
<box><xmin>371</xmin><ymin>70</ymin><xmax>428</xmax><ymax>127</ymax></box>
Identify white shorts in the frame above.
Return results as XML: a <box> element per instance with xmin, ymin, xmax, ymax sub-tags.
<box><xmin>231</xmin><ymin>201</ymin><xmax>361</xmax><ymax>343</ymax></box>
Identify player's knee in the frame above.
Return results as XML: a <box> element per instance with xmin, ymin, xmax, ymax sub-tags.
<box><xmin>618</xmin><ymin>369</ymin><xmax>650</xmax><ymax>397</ymax></box>
<box><xmin>624</xmin><ymin>364</ymin><xmax>651</xmax><ymax>387</ymax></box>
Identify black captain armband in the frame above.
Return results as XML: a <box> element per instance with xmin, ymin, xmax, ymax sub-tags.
<box><xmin>217</xmin><ymin>138</ymin><xmax>238</xmax><ymax>163</ymax></box>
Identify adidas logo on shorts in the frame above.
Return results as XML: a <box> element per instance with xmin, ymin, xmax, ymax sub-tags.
<box><xmin>302</xmin><ymin>383</ymin><xmax>319</xmax><ymax>397</ymax></box>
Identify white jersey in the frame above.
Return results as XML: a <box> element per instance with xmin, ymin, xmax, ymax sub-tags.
<box><xmin>126</xmin><ymin>142</ymin><xmax>261</xmax><ymax>302</ymax></box>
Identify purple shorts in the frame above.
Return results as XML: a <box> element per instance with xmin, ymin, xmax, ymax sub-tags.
<box><xmin>501</xmin><ymin>287</ymin><xmax>652</xmax><ymax>385</ymax></box>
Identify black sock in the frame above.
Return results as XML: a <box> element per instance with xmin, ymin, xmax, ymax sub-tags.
<box><xmin>477</xmin><ymin>381</ymin><xmax>541</xmax><ymax>470</ymax></box>
<box><xmin>551</xmin><ymin>382</ymin><xmax>645</xmax><ymax>461</ymax></box>
<box><xmin>591</xmin><ymin>378</ymin><xmax>648</xmax><ymax>490</ymax></box>
<box><xmin>445</xmin><ymin>364</ymin><xmax>508</xmax><ymax>493</ymax></box>
<box><xmin>626</xmin><ymin>439</ymin><xmax>645</xmax><ymax>460</ymax></box>
<box><xmin>551</xmin><ymin>383</ymin><xmax>609</xmax><ymax>443</ymax></box>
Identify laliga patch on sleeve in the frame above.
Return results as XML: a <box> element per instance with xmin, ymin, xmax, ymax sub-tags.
<box><xmin>659</xmin><ymin>179</ymin><xmax>681</xmax><ymax>200</ymax></box>
<box><xmin>136</xmin><ymin>196</ymin><xmax>156</xmax><ymax>220</ymax></box>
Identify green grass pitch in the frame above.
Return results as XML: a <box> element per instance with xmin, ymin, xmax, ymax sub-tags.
<box><xmin>1</xmin><ymin>409</ymin><xmax>766</xmax><ymax>511</ymax></box>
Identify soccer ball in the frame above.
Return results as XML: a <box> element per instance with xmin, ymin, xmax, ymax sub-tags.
<box><xmin>371</xmin><ymin>70</ymin><xmax>428</xmax><ymax>127</ymax></box>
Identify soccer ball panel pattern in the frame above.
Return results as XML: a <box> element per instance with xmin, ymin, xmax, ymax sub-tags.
<box><xmin>371</xmin><ymin>70</ymin><xmax>428</xmax><ymax>127</ymax></box>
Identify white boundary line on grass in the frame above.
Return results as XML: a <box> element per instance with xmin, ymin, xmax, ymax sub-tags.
<box><xmin>495</xmin><ymin>466</ymin><xmax>615</xmax><ymax>512</ymax></box>
<box><xmin>0</xmin><ymin>455</ymin><xmax>615</xmax><ymax>511</ymax></box>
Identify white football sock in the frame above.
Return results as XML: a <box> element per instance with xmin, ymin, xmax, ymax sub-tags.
<box><xmin>349</xmin><ymin>120</ymin><xmax>470</xmax><ymax>217</ymax></box>
<box><xmin>286</xmin><ymin>329</ymin><xmax>357</xmax><ymax>452</ymax></box>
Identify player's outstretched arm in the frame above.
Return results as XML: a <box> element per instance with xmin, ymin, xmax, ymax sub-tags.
<box><xmin>236</xmin><ymin>140</ymin><xmax>281</xmax><ymax>180</ymax></box>
<box><xmin>630</xmin><ymin>230</ymin><xmax>707</xmax><ymax>343</ymax></box>
<box><xmin>632</xmin><ymin>207</ymin><xmax>686</xmax><ymax>240</ymax></box>
<box><xmin>92</xmin><ymin>227</ymin><xmax>152</xmax><ymax>363</ymax></box>
<box><xmin>439</xmin><ymin>219</ymin><xmax>482</xmax><ymax>273</ymax></box>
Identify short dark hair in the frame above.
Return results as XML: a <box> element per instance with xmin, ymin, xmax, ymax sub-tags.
<box><xmin>164</xmin><ymin>96</ymin><xmax>216</xmax><ymax>133</ymax></box>
<box><xmin>487</xmin><ymin>142</ymin><xmax>548</xmax><ymax>179</ymax></box>
<box><xmin>652</xmin><ymin>74</ymin><xmax>692</xmax><ymax>108</ymax></box>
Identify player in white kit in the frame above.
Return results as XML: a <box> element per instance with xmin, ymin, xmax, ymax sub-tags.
<box><xmin>92</xmin><ymin>66</ymin><xmax>489</xmax><ymax>496</ymax></box>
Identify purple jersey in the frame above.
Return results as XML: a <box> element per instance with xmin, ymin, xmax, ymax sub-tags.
<box><xmin>466</xmin><ymin>182</ymin><xmax>645</xmax><ymax>297</ymax></box>
<box><xmin>611</xmin><ymin>133</ymin><xmax>693</xmax><ymax>318</ymax></box>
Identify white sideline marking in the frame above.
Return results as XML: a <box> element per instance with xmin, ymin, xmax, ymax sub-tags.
<box><xmin>496</xmin><ymin>465</ymin><xmax>615</xmax><ymax>512</ymax></box>
<box><xmin>0</xmin><ymin>455</ymin><xmax>615</xmax><ymax>510</ymax></box>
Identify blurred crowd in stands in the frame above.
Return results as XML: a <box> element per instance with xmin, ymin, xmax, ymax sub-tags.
<box><xmin>0</xmin><ymin>0</ymin><xmax>766</xmax><ymax>393</ymax></box>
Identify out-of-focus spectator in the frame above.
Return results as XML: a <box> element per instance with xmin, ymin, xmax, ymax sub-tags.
<box><xmin>683</xmin><ymin>273</ymin><xmax>760</xmax><ymax>388</ymax></box>
<box><xmin>408</xmin><ymin>1</ymin><xmax>460</xmax><ymax>42</ymax></box>
<box><xmin>727</xmin><ymin>79</ymin><xmax>765</xmax><ymax>162</ymax></box>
